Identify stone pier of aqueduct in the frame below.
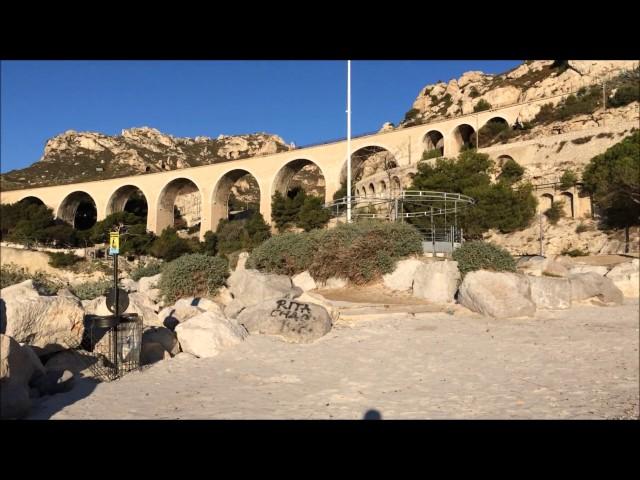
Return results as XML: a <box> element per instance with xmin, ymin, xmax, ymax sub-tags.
<box><xmin>2</xmin><ymin>90</ymin><xmax>637</xmax><ymax>238</ymax></box>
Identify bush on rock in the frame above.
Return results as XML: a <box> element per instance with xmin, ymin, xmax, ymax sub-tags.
<box><xmin>159</xmin><ymin>254</ymin><xmax>229</xmax><ymax>303</ymax></box>
<box><xmin>452</xmin><ymin>241</ymin><xmax>516</xmax><ymax>278</ymax></box>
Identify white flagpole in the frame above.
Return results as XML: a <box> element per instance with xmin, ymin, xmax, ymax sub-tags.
<box><xmin>346</xmin><ymin>60</ymin><xmax>352</xmax><ymax>223</ymax></box>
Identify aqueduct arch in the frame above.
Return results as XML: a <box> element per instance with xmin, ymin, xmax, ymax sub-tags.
<box><xmin>451</xmin><ymin>123</ymin><xmax>476</xmax><ymax>153</ymax></box>
<box><xmin>272</xmin><ymin>158</ymin><xmax>326</xmax><ymax>201</ymax></box>
<box><xmin>157</xmin><ymin>178</ymin><xmax>202</xmax><ymax>235</ymax></box>
<box><xmin>211</xmin><ymin>169</ymin><xmax>261</xmax><ymax>228</ymax></box>
<box><xmin>341</xmin><ymin>145</ymin><xmax>398</xmax><ymax>187</ymax></box>
<box><xmin>106</xmin><ymin>185</ymin><xmax>149</xmax><ymax>219</ymax></box>
<box><xmin>57</xmin><ymin>191</ymin><xmax>97</xmax><ymax>230</ymax></box>
<box><xmin>540</xmin><ymin>193</ymin><xmax>554</xmax><ymax>212</ymax></box>
<box><xmin>422</xmin><ymin>130</ymin><xmax>445</xmax><ymax>157</ymax></box>
<box><xmin>560</xmin><ymin>191</ymin><xmax>574</xmax><ymax>218</ymax></box>
<box><xmin>392</xmin><ymin>176</ymin><xmax>402</xmax><ymax>194</ymax></box>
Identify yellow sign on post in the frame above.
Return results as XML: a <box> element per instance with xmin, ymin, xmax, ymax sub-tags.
<box><xmin>109</xmin><ymin>232</ymin><xmax>120</xmax><ymax>255</ymax></box>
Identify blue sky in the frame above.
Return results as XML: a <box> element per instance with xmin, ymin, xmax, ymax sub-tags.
<box><xmin>0</xmin><ymin>60</ymin><xmax>521</xmax><ymax>173</ymax></box>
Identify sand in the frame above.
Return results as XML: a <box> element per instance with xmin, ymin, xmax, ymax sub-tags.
<box><xmin>28</xmin><ymin>299</ymin><xmax>639</xmax><ymax>420</ymax></box>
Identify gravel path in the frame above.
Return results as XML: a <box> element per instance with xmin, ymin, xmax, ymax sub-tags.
<box><xmin>29</xmin><ymin>300</ymin><xmax>639</xmax><ymax>420</ymax></box>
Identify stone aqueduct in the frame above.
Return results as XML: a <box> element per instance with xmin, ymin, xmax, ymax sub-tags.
<box><xmin>1</xmin><ymin>92</ymin><xmax>603</xmax><ymax>238</ymax></box>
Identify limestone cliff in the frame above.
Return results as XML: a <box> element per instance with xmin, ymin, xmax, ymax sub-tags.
<box><xmin>399</xmin><ymin>60</ymin><xmax>639</xmax><ymax>128</ymax></box>
<box><xmin>1</xmin><ymin>127</ymin><xmax>292</xmax><ymax>191</ymax></box>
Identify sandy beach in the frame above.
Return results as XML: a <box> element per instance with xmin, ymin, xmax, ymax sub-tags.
<box><xmin>28</xmin><ymin>299</ymin><xmax>639</xmax><ymax>420</ymax></box>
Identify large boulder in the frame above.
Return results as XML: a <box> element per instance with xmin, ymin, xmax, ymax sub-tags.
<box><xmin>383</xmin><ymin>259</ymin><xmax>424</xmax><ymax>291</ymax></box>
<box><xmin>44</xmin><ymin>350</ymin><xmax>97</xmax><ymax>378</ymax></box>
<box><xmin>175</xmin><ymin>311</ymin><xmax>248</xmax><ymax>358</ymax></box>
<box><xmin>138</xmin><ymin>273</ymin><xmax>162</xmax><ymax>302</ymax></box>
<box><xmin>227</xmin><ymin>269</ymin><xmax>300</xmax><ymax>308</ymax></box>
<box><xmin>174</xmin><ymin>297</ymin><xmax>223</xmax><ymax>316</ymax></box>
<box><xmin>412</xmin><ymin>261</ymin><xmax>460</xmax><ymax>303</ymax></box>
<box><xmin>30</xmin><ymin>369</ymin><xmax>75</xmax><ymax>396</ymax></box>
<box><xmin>605</xmin><ymin>260</ymin><xmax>639</xmax><ymax>298</ymax></box>
<box><xmin>237</xmin><ymin>298</ymin><xmax>332</xmax><ymax>343</ymax></box>
<box><xmin>224</xmin><ymin>298</ymin><xmax>247</xmax><ymax>319</ymax></box>
<box><xmin>457</xmin><ymin>271</ymin><xmax>536</xmax><ymax>318</ymax></box>
<box><xmin>1</xmin><ymin>334</ymin><xmax>36</xmax><ymax>419</ymax></box>
<box><xmin>211</xmin><ymin>286</ymin><xmax>233</xmax><ymax>306</ymax></box>
<box><xmin>528</xmin><ymin>276</ymin><xmax>572</xmax><ymax>310</ymax></box>
<box><xmin>142</xmin><ymin>326</ymin><xmax>180</xmax><ymax>355</ymax></box>
<box><xmin>517</xmin><ymin>256</ymin><xmax>568</xmax><ymax>277</ymax></box>
<box><xmin>157</xmin><ymin>303</ymin><xmax>204</xmax><ymax>330</ymax></box>
<box><xmin>569</xmin><ymin>272</ymin><xmax>624</xmax><ymax>304</ymax></box>
<box><xmin>292</xmin><ymin>271</ymin><xmax>317</xmax><ymax>292</ymax></box>
<box><xmin>140</xmin><ymin>342</ymin><xmax>171</xmax><ymax>365</ymax></box>
<box><xmin>1</xmin><ymin>280</ymin><xmax>84</xmax><ymax>355</ymax></box>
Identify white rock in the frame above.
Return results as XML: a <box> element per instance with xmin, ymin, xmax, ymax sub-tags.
<box><xmin>211</xmin><ymin>286</ymin><xmax>233</xmax><ymax>306</ymax></box>
<box><xmin>605</xmin><ymin>260</ymin><xmax>639</xmax><ymax>298</ymax></box>
<box><xmin>157</xmin><ymin>303</ymin><xmax>204</xmax><ymax>330</ymax></box>
<box><xmin>44</xmin><ymin>350</ymin><xmax>98</xmax><ymax>377</ymax></box>
<box><xmin>528</xmin><ymin>276</ymin><xmax>572</xmax><ymax>309</ymax></box>
<box><xmin>235</xmin><ymin>252</ymin><xmax>250</xmax><ymax>270</ymax></box>
<box><xmin>292</xmin><ymin>271</ymin><xmax>317</xmax><ymax>292</ymax></box>
<box><xmin>412</xmin><ymin>261</ymin><xmax>461</xmax><ymax>303</ymax></box>
<box><xmin>458</xmin><ymin>271</ymin><xmax>536</xmax><ymax>318</ymax></box>
<box><xmin>227</xmin><ymin>269</ymin><xmax>298</xmax><ymax>308</ymax></box>
<box><xmin>569</xmin><ymin>272</ymin><xmax>623</xmax><ymax>304</ymax></box>
<box><xmin>138</xmin><ymin>274</ymin><xmax>162</xmax><ymax>297</ymax></box>
<box><xmin>237</xmin><ymin>298</ymin><xmax>332</xmax><ymax>343</ymax></box>
<box><xmin>1</xmin><ymin>280</ymin><xmax>84</xmax><ymax>355</ymax></box>
<box><xmin>120</xmin><ymin>278</ymin><xmax>139</xmax><ymax>292</ymax></box>
<box><xmin>1</xmin><ymin>334</ymin><xmax>37</xmax><ymax>419</ymax></box>
<box><xmin>175</xmin><ymin>311</ymin><xmax>248</xmax><ymax>358</ymax></box>
<box><xmin>382</xmin><ymin>259</ymin><xmax>424</xmax><ymax>291</ymax></box>
<box><xmin>174</xmin><ymin>297</ymin><xmax>223</xmax><ymax>316</ymax></box>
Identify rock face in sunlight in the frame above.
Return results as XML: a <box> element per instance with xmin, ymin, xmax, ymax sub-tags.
<box><xmin>1</xmin><ymin>127</ymin><xmax>292</xmax><ymax>191</ymax></box>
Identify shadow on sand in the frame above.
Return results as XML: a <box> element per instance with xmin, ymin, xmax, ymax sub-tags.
<box><xmin>27</xmin><ymin>376</ymin><xmax>99</xmax><ymax>419</ymax></box>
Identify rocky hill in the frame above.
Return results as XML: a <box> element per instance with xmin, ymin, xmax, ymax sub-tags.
<box><xmin>398</xmin><ymin>60</ymin><xmax>639</xmax><ymax>128</ymax></box>
<box><xmin>1</xmin><ymin>128</ymin><xmax>292</xmax><ymax>191</ymax></box>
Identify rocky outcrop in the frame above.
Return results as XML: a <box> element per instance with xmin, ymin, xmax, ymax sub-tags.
<box><xmin>237</xmin><ymin>298</ymin><xmax>332</xmax><ymax>343</ymax></box>
<box><xmin>528</xmin><ymin>276</ymin><xmax>572</xmax><ymax>310</ymax></box>
<box><xmin>292</xmin><ymin>271</ymin><xmax>317</xmax><ymax>292</ymax></box>
<box><xmin>403</xmin><ymin>60</ymin><xmax>638</xmax><ymax>127</ymax></box>
<box><xmin>1</xmin><ymin>334</ymin><xmax>38</xmax><ymax>419</ymax></box>
<box><xmin>1</xmin><ymin>280</ymin><xmax>84</xmax><ymax>355</ymax></box>
<box><xmin>227</xmin><ymin>269</ymin><xmax>301</xmax><ymax>310</ymax></box>
<box><xmin>2</xmin><ymin>127</ymin><xmax>292</xmax><ymax>191</ymax></box>
<box><xmin>569</xmin><ymin>272</ymin><xmax>624</xmax><ymax>304</ymax></box>
<box><xmin>138</xmin><ymin>274</ymin><xmax>162</xmax><ymax>303</ymax></box>
<box><xmin>412</xmin><ymin>261</ymin><xmax>460</xmax><ymax>304</ymax></box>
<box><xmin>605</xmin><ymin>259</ymin><xmax>639</xmax><ymax>297</ymax></box>
<box><xmin>458</xmin><ymin>271</ymin><xmax>536</xmax><ymax>318</ymax></box>
<box><xmin>175</xmin><ymin>311</ymin><xmax>248</xmax><ymax>358</ymax></box>
<box><xmin>382</xmin><ymin>259</ymin><xmax>424</xmax><ymax>291</ymax></box>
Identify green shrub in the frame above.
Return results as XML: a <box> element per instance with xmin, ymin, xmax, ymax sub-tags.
<box><xmin>201</xmin><ymin>231</ymin><xmax>218</xmax><ymax>256</ymax></box>
<box><xmin>497</xmin><ymin>158</ymin><xmax>525</xmax><ymax>185</ymax></box>
<box><xmin>452</xmin><ymin>241</ymin><xmax>516</xmax><ymax>277</ymax></box>
<box><xmin>159</xmin><ymin>253</ymin><xmax>229</xmax><ymax>303</ymax></box>
<box><xmin>297</xmin><ymin>196</ymin><xmax>331</xmax><ymax>231</ymax></box>
<box><xmin>474</xmin><ymin>99</ymin><xmax>492</xmax><ymax>112</ymax></box>
<box><xmin>247</xmin><ymin>230</ymin><xmax>326</xmax><ymax>276</ymax></box>
<box><xmin>544</xmin><ymin>201</ymin><xmax>565</xmax><ymax>225</ymax></box>
<box><xmin>469</xmin><ymin>86</ymin><xmax>480</xmax><ymax>98</ymax></box>
<box><xmin>575</xmin><ymin>223</ymin><xmax>591</xmax><ymax>233</ymax></box>
<box><xmin>1</xmin><ymin>265</ymin><xmax>63</xmax><ymax>295</ymax></box>
<box><xmin>149</xmin><ymin>228</ymin><xmax>193</xmax><ymax>261</ymax></box>
<box><xmin>559</xmin><ymin>169</ymin><xmax>578</xmax><ymax>189</ymax></box>
<box><xmin>572</xmin><ymin>136</ymin><xmax>592</xmax><ymax>145</ymax></box>
<box><xmin>309</xmin><ymin>221</ymin><xmax>423</xmax><ymax>284</ymax></box>
<box><xmin>130</xmin><ymin>260</ymin><xmax>162</xmax><ymax>281</ymax></box>
<box><xmin>70</xmin><ymin>279</ymin><xmax>112</xmax><ymax>300</ymax></box>
<box><xmin>609</xmin><ymin>85</ymin><xmax>639</xmax><ymax>108</ymax></box>
<box><xmin>422</xmin><ymin>149</ymin><xmax>442</xmax><ymax>160</ymax></box>
<box><xmin>248</xmin><ymin>220</ymin><xmax>423</xmax><ymax>285</ymax></box>
<box><xmin>48</xmin><ymin>252</ymin><xmax>83</xmax><ymax>269</ymax></box>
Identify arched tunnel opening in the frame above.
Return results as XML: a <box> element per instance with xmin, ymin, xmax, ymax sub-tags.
<box><xmin>57</xmin><ymin>191</ymin><xmax>97</xmax><ymax>230</ymax></box>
